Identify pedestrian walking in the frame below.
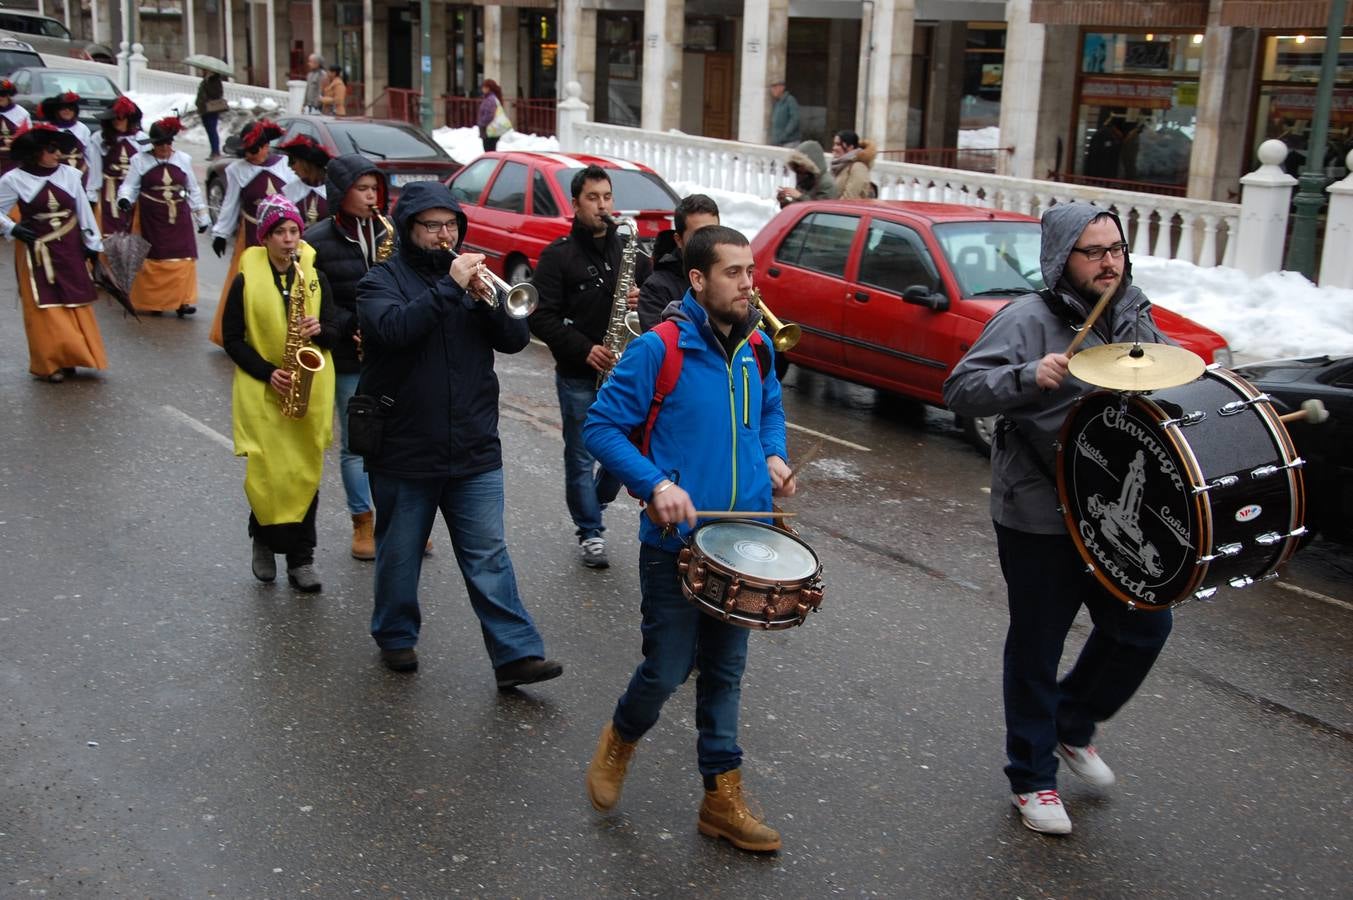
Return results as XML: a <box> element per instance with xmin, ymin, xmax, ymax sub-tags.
<box><xmin>527</xmin><ymin>165</ymin><xmax>649</xmax><ymax>569</ymax></box>
<box><xmin>0</xmin><ymin>79</ymin><xmax>33</xmax><ymax>176</ymax></box>
<box><xmin>0</xmin><ymin>123</ymin><xmax>107</xmax><ymax>382</ymax></box>
<box><xmin>117</xmin><ymin>116</ymin><xmax>211</xmax><ymax>317</ymax></box>
<box><xmin>321</xmin><ymin>67</ymin><xmax>347</xmax><ymax>117</ymax></box>
<box><xmin>208</xmin><ymin>119</ymin><xmax>296</xmax><ymax>346</ymax></box>
<box><xmin>774</xmin><ymin>140</ymin><xmax>838</xmax><ymax>207</ymax></box>
<box><xmin>583</xmin><ymin>224</ymin><xmax>794</xmax><ymax>853</ymax></box>
<box><xmin>769</xmin><ymin>80</ymin><xmax>800</xmax><ymax>147</ymax></box>
<box><xmin>97</xmin><ymin>96</ymin><xmax>147</xmax><ymax>236</ymax></box>
<box><xmin>943</xmin><ymin>202</ymin><xmax>1176</xmax><ymax>836</ymax></box>
<box><xmin>829</xmin><ymin>130</ymin><xmax>876</xmax><ymax>200</ymax></box>
<box><xmin>222</xmin><ymin>194</ymin><xmax>337</xmax><ymax>593</ymax></box>
<box><xmin>636</xmin><ymin>193</ymin><xmax>718</xmax><ymax>333</ymax></box>
<box><xmin>195</xmin><ymin>72</ymin><xmax>226</xmax><ymax>160</ymax></box>
<box><xmin>36</xmin><ymin>92</ymin><xmax>99</xmax><ymax>205</ymax></box>
<box><xmin>355</xmin><ymin>180</ymin><xmax>563</xmax><ymax>687</ymax></box>
<box><xmin>279</xmin><ymin>134</ymin><xmax>331</xmax><ymax>229</ymax></box>
<box><xmin>477</xmin><ymin>78</ymin><xmax>510</xmax><ymax>152</ymax></box>
<box><xmin>303</xmin><ymin>55</ymin><xmax>325</xmax><ymax>114</ymax></box>
<box><xmin>303</xmin><ymin>153</ymin><xmax>391</xmax><ymax>561</ymax></box>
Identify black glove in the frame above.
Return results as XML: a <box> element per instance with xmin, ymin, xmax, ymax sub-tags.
<box><xmin>117</xmin><ymin>198</ymin><xmax>132</xmax><ymax>213</ymax></box>
<box><xmin>84</xmin><ymin>246</ymin><xmax>101</xmax><ymax>263</ymax></box>
<box><xmin>11</xmin><ymin>223</ymin><xmax>37</xmax><ymax>246</ymax></box>
<box><xmin>197</xmin><ymin>223</ymin><xmax>209</xmax><ymax>234</ymax></box>
<box><xmin>213</xmin><ymin>236</ymin><xmax>227</xmax><ymax>257</ymax></box>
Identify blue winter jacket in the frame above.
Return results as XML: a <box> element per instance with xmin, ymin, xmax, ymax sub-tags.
<box><xmin>584</xmin><ymin>291</ymin><xmax>789</xmax><ymax>552</ymax></box>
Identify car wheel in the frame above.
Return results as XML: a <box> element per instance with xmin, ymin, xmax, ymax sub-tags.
<box><xmin>505</xmin><ymin>256</ymin><xmax>532</xmax><ymax>286</ymax></box>
<box><xmin>207</xmin><ymin>177</ymin><xmax>224</xmax><ymax>223</ymax></box>
<box><xmin>958</xmin><ymin>413</ymin><xmax>998</xmax><ymax>456</ymax></box>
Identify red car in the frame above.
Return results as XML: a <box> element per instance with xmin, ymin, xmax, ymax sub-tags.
<box><xmin>447</xmin><ymin>150</ymin><xmax>679</xmax><ymax>286</ymax></box>
<box><xmin>751</xmin><ymin>200</ymin><xmax>1232</xmax><ymax>452</ymax></box>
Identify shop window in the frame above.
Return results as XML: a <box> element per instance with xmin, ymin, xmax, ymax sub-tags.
<box><xmin>962</xmin><ymin>25</ymin><xmax>1005</xmax><ymax>131</ymax></box>
<box><xmin>595</xmin><ymin>13</ymin><xmax>642</xmax><ymax>126</ymax></box>
<box><xmin>1254</xmin><ymin>34</ymin><xmax>1353</xmax><ymax>179</ymax></box>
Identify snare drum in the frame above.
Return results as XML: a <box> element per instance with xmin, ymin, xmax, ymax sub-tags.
<box><xmin>677</xmin><ymin>520</ymin><xmax>825</xmax><ymax>630</ymax></box>
<box><xmin>1057</xmin><ymin>367</ymin><xmax>1305</xmax><ymax>610</ymax></box>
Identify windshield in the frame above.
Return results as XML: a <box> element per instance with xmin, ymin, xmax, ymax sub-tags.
<box><xmin>38</xmin><ymin>71</ymin><xmax>118</xmax><ymax>99</ymax></box>
<box><xmin>551</xmin><ymin>168</ymin><xmax>677</xmax><ymax>211</ymax></box>
<box><xmin>932</xmin><ymin>221</ymin><xmax>1046</xmax><ymax>296</ymax></box>
<box><xmin>327</xmin><ymin>122</ymin><xmax>449</xmax><ymax>161</ymax></box>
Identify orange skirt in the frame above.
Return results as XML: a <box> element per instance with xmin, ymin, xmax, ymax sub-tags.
<box><xmin>208</xmin><ymin>224</ymin><xmax>246</xmax><ymax>346</ymax></box>
<box><xmin>16</xmin><ymin>246</ymin><xmax>108</xmax><ymax>377</ymax></box>
<box><xmin>131</xmin><ymin>258</ymin><xmax>198</xmax><ymax>312</ymax></box>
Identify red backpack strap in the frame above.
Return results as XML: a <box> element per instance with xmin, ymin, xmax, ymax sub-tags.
<box><xmin>632</xmin><ymin>320</ymin><xmax>684</xmax><ymax>456</ymax></box>
<box><xmin>748</xmin><ymin>330</ymin><xmax>771</xmax><ymax>380</ymax></box>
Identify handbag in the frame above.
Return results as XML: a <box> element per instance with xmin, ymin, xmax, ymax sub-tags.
<box><xmin>346</xmin><ymin>393</ymin><xmax>389</xmax><ymax>457</ymax></box>
<box><xmin>485</xmin><ymin>100</ymin><xmax>513</xmax><ymax>138</ymax></box>
<box><xmin>205</xmin><ymin>97</ymin><xmax>228</xmax><ymax>114</ymax></box>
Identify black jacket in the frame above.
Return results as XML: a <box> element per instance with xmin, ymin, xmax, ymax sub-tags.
<box><xmin>636</xmin><ymin>229</ymin><xmax>685</xmax><ymax>333</ymax></box>
<box><xmin>528</xmin><ymin>219</ymin><xmax>651</xmax><ymax>379</ymax></box>
<box><xmin>356</xmin><ymin>181</ymin><xmax>529</xmax><ymax>479</ymax></box>
<box><xmin>305</xmin><ymin>154</ymin><xmax>392</xmax><ymax>374</ymax></box>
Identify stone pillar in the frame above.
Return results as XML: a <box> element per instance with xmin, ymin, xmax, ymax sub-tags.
<box><xmin>1320</xmin><ymin>150</ymin><xmax>1353</xmax><ymax>287</ymax></box>
<box><xmin>224</xmin><ymin>0</ymin><xmax>236</xmax><ymax>72</ymax></box>
<box><xmin>1235</xmin><ymin>140</ymin><xmax>1298</xmax><ymax>278</ymax></box>
<box><xmin>556</xmin><ymin>80</ymin><xmax>590</xmax><ymax>152</ymax></box>
<box><xmin>737</xmin><ymin>0</ymin><xmax>787</xmax><ymax>144</ymax></box>
<box><xmin>925</xmin><ymin>21</ymin><xmax>966</xmax><ymax>149</ymax></box>
<box><xmin>997</xmin><ymin>0</ymin><xmax>1077</xmax><ymax>179</ymax></box>
<box><xmin>462</xmin><ymin>9</ymin><xmax>477</xmax><ymax>98</ymax></box>
<box><xmin>1189</xmin><ymin>7</ymin><xmax>1259</xmax><ymax>201</ymax></box>
<box><xmin>185</xmin><ymin>0</ymin><xmax>195</xmax><ymax>58</ymax></box>
<box><xmin>857</xmin><ymin>0</ymin><xmax>914</xmax><ymax>150</ymax></box>
<box><xmin>558</xmin><ymin>0</ymin><xmax>596</xmax><ymax>110</ymax></box>
<box><xmin>128</xmin><ymin>42</ymin><xmax>147</xmax><ymax>92</ymax></box>
<box><xmin>484</xmin><ymin>5</ymin><xmax>503</xmax><ymax>95</ymax></box>
<box><xmin>363</xmin><ymin>0</ymin><xmax>374</xmax><ymax>109</ymax></box>
<box><xmin>312</xmin><ymin>0</ymin><xmax>322</xmax><ymax>62</ymax></box>
<box><xmin>496</xmin><ymin>8</ymin><xmax>521</xmax><ymax>101</ymax></box>
<box><xmin>641</xmin><ymin>0</ymin><xmax>684</xmax><ymax>132</ymax></box>
<box><xmin>287</xmin><ymin>79</ymin><xmax>306</xmax><ymax>114</ymax></box>
<box><xmin>264</xmin><ymin>0</ymin><xmax>277</xmax><ymax>90</ymax></box>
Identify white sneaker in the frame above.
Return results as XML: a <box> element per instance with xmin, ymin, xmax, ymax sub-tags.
<box><xmin>1012</xmin><ymin>790</ymin><xmax>1072</xmax><ymax>835</ymax></box>
<box><xmin>1056</xmin><ymin>742</ymin><xmax>1116</xmax><ymax>787</ymax></box>
<box><xmin>581</xmin><ymin>536</ymin><xmax>609</xmax><ymax>569</ymax></box>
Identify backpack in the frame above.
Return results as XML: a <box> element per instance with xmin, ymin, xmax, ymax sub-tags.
<box><xmin>630</xmin><ymin>320</ymin><xmax>772</xmax><ymax>456</ymax></box>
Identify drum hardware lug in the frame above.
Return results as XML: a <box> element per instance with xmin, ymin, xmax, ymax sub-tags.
<box><xmin>677</xmin><ymin>547</ymin><xmax>692</xmax><ymax>574</ymax></box>
<box><xmin>1250</xmin><ymin>457</ymin><xmax>1303</xmax><ymax>480</ymax></box>
<box><xmin>1228</xmin><ymin>575</ymin><xmax>1256</xmax><ymax>589</ymax></box>
<box><xmin>1160</xmin><ymin>410</ymin><xmax>1206</xmax><ymax>428</ymax></box>
<box><xmin>1256</xmin><ymin>526</ymin><xmax>1307</xmax><ymax>546</ymax></box>
<box><xmin>1125</xmin><ymin>599</ymin><xmax>1136</xmax><ymax>610</ymax></box>
<box><xmin>1219</xmin><ymin>394</ymin><xmax>1272</xmax><ymax>416</ymax></box>
<box><xmin>1193</xmin><ymin>586</ymin><xmax>1219</xmax><ymax>602</ymax></box>
<box><xmin>1197</xmin><ymin>542</ymin><xmax>1243</xmax><ymax>564</ymax></box>
<box><xmin>1193</xmin><ymin>475</ymin><xmax>1238</xmax><ymax>495</ymax></box>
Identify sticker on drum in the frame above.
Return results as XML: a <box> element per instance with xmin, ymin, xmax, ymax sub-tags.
<box><xmin>1235</xmin><ymin>504</ymin><xmax>1262</xmax><ymax>523</ymax></box>
<box><xmin>694</xmin><ymin>521</ymin><xmax>818</xmax><ymax>582</ymax></box>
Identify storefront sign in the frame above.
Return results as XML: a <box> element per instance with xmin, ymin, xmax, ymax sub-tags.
<box><xmin>1271</xmin><ymin>88</ymin><xmax>1353</xmax><ymax>122</ymax></box>
<box><xmin>1082</xmin><ymin>77</ymin><xmax>1177</xmax><ymax>109</ymax></box>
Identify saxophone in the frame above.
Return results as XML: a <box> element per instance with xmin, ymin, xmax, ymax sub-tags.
<box><xmin>597</xmin><ymin>214</ymin><xmax>642</xmax><ymax>388</ymax></box>
<box><xmin>370</xmin><ymin>204</ymin><xmax>396</xmax><ymax>262</ymax></box>
<box><xmin>279</xmin><ymin>249</ymin><xmax>327</xmax><ymax>419</ymax></box>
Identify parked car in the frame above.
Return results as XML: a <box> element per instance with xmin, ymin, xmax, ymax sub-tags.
<box><xmin>8</xmin><ymin>66</ymin><xmax>121</xmax><ymax>125</ymax></box>
<box><xmin>1233</xmin><ymin>355</ymin><xmax>1353</xmax><ymax>544</ymax></box>
<box><xmin>0</xmin><ymin>36</ymin><xmax>43</xmax><ymax>77</ymax></box>
<box><xmin>750</xmin><ymin>200</ymin><xmax>1232</xmax><ymax>453</ymax></box>
<box><xmin>206</xmin><ymin>115</ymin><xmax>461</xmax><ymax>220</ymax></box>
<box><xmin>447</xmin><ymin>150</ymin><xmax>679</xmax><ymax>286</ymax></box>
<box><xmin>0</xmin><ymin>10</ymin><xmax>114</xmax><ymax>62</ymax></box>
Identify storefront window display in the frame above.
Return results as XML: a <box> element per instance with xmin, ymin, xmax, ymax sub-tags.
<box><xmin>1075</xmin><ymin>32</ymin><xmax>1204</xmax><ymax>189</ymax></box>
<box><xmin>962</xmin><ymin>25</ymin><xmax>1005</xmax><ymax>131</ymax></box>
<box><xmin>1254</xmin><ymin>34</ymin><xmax>1353</xmax><ymax>179</ymax></box>
<box><xmin>595</xmin><ymin>13</ymin><xmax>642</xmax><ymax>127</ymax></box>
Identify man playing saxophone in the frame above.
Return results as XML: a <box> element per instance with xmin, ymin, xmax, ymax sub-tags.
<box><xmin>304</xmin><ymin>154</ymin><xmax>393</xmax><ymax>561</ymax></box>
<box><xmin>529</xmin><ymin>165</ymin><xmax>651</xmax><ymax>569</ymax></box>
<box><xmin>222</xmin><ymin>194</ymin><xmax>338</xmax><ymax>593</ymax></box>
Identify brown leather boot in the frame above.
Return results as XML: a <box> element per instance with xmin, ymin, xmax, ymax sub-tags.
<box><xmin>351</xmin><ymin>511</ymin><xmax>375</xmax><ymax>561</ymax></box>
<box><xmin>697</xmin><ymin>769</ymin><xmax>781</xmax><ymax>852</ymax></box>
<box><xmin>585</xmin><ymin>722</ymin><xmax>637</xmax><ymax>812</ymax></box>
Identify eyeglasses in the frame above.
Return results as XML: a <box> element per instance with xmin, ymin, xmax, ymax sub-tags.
<box><xmin>413</xmin><ymin>219</ymin><xmax>458</xmax><ymax>234</ymax></box>
<box><xmin>1071</xmin><ymin>242</ymin><xmax>1128</xmax><ymax>261</ymax></box>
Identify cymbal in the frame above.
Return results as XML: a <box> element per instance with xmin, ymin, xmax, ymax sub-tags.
<box><xmin>1068</xmin><ymin>342</ymin><xmax>1206</xmax><ymax>391</ymax></box>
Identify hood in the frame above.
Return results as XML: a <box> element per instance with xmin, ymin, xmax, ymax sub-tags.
<box><xmin>1039</xmin><ymin>201</ymin><xmax>1133</xmax><ymax>294</ymax></box>
<box><xmin>392</xmin><ymin>180</ymin><xmax>467</xmax><ymax>252</ymax></box>
<box><xmin>651</xmin><ymin>228</ymin><xmax>680</xmax><ymax>264</ymax></box>
<box><xmin>662</xmin><ymin>289</ymin><xmax>765</xmax><ymax>357</ymax></box>
<box><xmin>830</xmin><ymin>140</ymin><xmax>876</xmax><ymax>174</ymax></box>
<box><xmin>786</xmin><ymin>140</ymin><xmax>828</xmax><ymax>178</ymax></box>
<box><xmin>326</xmin><ymin>153</ymin><xmax>389</xmax><ymax>213</ymax></box>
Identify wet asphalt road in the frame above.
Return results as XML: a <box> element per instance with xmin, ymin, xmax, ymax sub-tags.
<box><xmin>1</xmin><ymin>226</ymin><xmax>1350</xmax><ymax>898</ymax></box>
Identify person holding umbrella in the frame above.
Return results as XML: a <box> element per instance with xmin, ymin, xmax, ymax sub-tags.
<box><xmin>36</xmin><ymin>92</ymin><xmax>100</xmax><ymax>205</ymax></box>
<box><xmin>279</xmin><ymin>134</ymin><xmax>331</xmax><ymax>229</ymax></box>
<box><xmin>117</xmin><ymin>116</ymin><xmax>211</xmax><ymax>317</ymax></box>
<box><xmin>98</xmin><ymin>96</ymin><xmax>147</xmax><ymax>236</ymax></box>
<box><xmin>187</xmin><ymin>54</ymin><xmax>232</xmax><ymax>160</ymax></box>
<box><xmin>0</xmin><ymin>79</ymin><xmax>32</xmax><ymax>176</ymax></box>
<box><xmin>0</xmin><ymin>123</ymin><xmax>107</xmax><ymax>383</ymax></box>
<box><xmin>208</xmin><ymin>118</ymin><xmax>295</xmax><ymax>345</ymax></box>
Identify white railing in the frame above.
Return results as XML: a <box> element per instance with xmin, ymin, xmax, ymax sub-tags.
<box><xmin>573</xmin><ymin>118</ymin><xmax>1240</xmax><ymax>269</ymax></box>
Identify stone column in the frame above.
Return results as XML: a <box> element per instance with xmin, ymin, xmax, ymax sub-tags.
<box><xmin>737</xmin><ymin>0</ymin><xmax>787</xmax><ymax>144</ymax></box>
<box><xmin>641</xmin><ymin>0</ymin><xmax>684</xmax><ymax>132</ymax></box>
<box><xmin>484</xmin><ymin>5</ymin><xmax>503</xmax><ymax>94</ymax></box>
<box><xmin>1235</xmin><ymin>140</ymin><xmax>1298</xmax><ymax>278</ymax></box>
<box><xmin>185</xmin><ymin>0</ymin><xmax>196</xmax><ymax>58</ymax></box>
<box><xmin>363</xmin><ymin>0</ymin><xmax>374</xmax><ymax>109</ymax></box>
<box><xmin>430</xmin><ymin>1</ymin><xmax>448</xmax><ymax>124</ymax></box>
<box><xmin>556</xmin><ymin>2</ymin><xmax>597</xmax><ymax>111</ymax></box>
<box><xmin>312</xmin><ymin>0</ymin><xmax>322</xmax><ymax>61</ymax></box>
<box><xmin>556</xmin><ymin>80</ymin><xmax>590</xmax><ymax>152</ymax></box>
<box><xmin>997</xmin><ymin>0</ymin><xmax>1077</xmax><ymax>179</ymax></box>
<box><xmin>857</xmin><ymin>0</ymin><xmax>914</xmax><ymax>150</ymax></box>
<box><xmin>288</xmin><ymin>79</ymin><xmax>307</xmax><ymax>114</ymax></box>
<box><xmin>1188</xmin><ymin>5</ymin><xmax>1259</xmax><ymax>201</ymax></box>
<box><xmin>496</xmin><ymin>8</ymin><xmax>521</xmax><ymax>101</ymax></box>
<box><xmin>1319</xmin><ymin>150</ymin><xmax>1353</xmax><ymax>287</ymax></box>
<box><xmin>265</xmin><ymin>0</ymin><xmax>278</xmax><ymax>90</ymax></box>
<box><xmin>925</xmin><ymin>21</ymin><xmax>966</xmax><ymax>149</ymax></box>
<box><xmin>462</xmin><ymin>12</ymin><xmax>477</xmax><ymax>99</ymax></box>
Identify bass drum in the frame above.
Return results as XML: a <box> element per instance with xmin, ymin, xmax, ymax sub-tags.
<box><xmin>1056</xmin><ymin>367</ymin><xmax>1305</xmax><ymax>611</ymax></box>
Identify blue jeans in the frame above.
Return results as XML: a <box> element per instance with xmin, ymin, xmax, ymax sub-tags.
<box><xmin>612</xmin><ymin>545</ymin><xmax>750</xmax><ymax>776</ymax></box>
<box><xmin>202</xmin><ymin>112</ymin><xmax>220</xmax><ymax>155</ymax></box>
<box><xmin>555</xmin><ymin>373</ymin><xmax>621</xmax><ymax>541</ymax></box>
<box><xmin>995</xmin><ymin>522</ymin><xmax>1172</xmax><ymax>793</ymax></box>
<box><xmin>369</xmin><ymin>468</ymin><xmax>546</xmax><ymax>666</ymax></box>
<box><xmin>334</xmin><ymin>372</ymin><xmax>373</xmax><ymax>515</ymax></box>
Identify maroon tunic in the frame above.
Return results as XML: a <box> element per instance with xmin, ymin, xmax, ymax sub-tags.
<box><xmin>100</xmin><ymin>135</ymin><xmax>140</xmax><ymax>235</ymax></box>
<box><xmin>52</xmin><ymin>121</ymin><xmax>89</xmax><ymax>186</ymax></box>
<box><xmin>0</xmin><ymin>113</ymin><xmax>21</xmax><ymax>176</ymax></box>
<box><xmin>137</xmin><ymin>161</ymin><xmax>198</xmax><ymax>259</ymax></box>
<box><xmin>299</xmin><ymin>190</ymin><xmax>328</xmax><ymax>230</ymax></box>
<box><xmin>19</xmin><ymin>178</ymin><xmax>96</xmax><ymax>307</ymax></box>
<box><xmin>240</xmin><ymin>156</ymin><xmax>286</xmax><ymax>246</ymax></box>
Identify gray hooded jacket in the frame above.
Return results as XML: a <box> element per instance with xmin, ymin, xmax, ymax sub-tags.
<box><xmin>942</xmin><ymin>202</ymin><xmax>1173</xmax><ymax>534</ymax></box>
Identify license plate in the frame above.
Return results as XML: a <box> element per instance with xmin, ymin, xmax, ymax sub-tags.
<box><xmin>389</xmin><ymin>173</ymin><xmax>441</xmax><ymax>187</ymax></box>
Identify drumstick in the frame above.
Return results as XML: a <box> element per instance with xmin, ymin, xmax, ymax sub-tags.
<box><xmin>1279</xmin><ymin>398</ymin><xmax>1329</xmax><ymax>425</ymax></box>
<box><xmin>1063</xmin><ymin>277</ymin><xmax>1121</xmax><ymax>357</ymax></box>
<box><xmin>694</xmin><ymin>510</ymin><xmax>797</xmax><ymax>519</ymax></box>
<box><xmin>783</xmin><ymin>440</ymin><xmax>825</xmax><ymax>483</ymax></box>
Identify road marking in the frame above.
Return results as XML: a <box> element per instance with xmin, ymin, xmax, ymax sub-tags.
<box><xmin>1274</xmin><ymin>580</ymin><xmax>1353</xmax><ymax>612</ymax></box>
<box><xmin>530</xmin><ymin>336</ymin><xmax>546</xmax><ymax>348</ymax></box>
<box><xmin>786</xmin><ymin>422</ymin><xmax>871</xmax><ymax>452</ymax></box>
<box><xmin>160</xmin><ymin>404</ymin><xmax>233</xmax><ymax>450</ymax></box>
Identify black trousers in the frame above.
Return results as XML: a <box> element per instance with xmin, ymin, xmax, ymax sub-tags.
<box><xmin>248</xmin><ymin>493</ymin><xmax>319</xmax><ymax>566</ymax></box>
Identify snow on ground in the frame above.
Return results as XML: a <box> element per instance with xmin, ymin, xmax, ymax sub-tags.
<box><xmin>432</xmin><ymin>126</ymin><xmax>560</xmax><ymax>165</ymax></box>
<box><xmin>124</xmin><ymin>90</ymin><xmax>284</xmax><ymax>151</ymax></box>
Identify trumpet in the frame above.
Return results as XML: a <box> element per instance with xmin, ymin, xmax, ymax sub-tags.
<box><xmin>752</xmin><ymin>288</ymin><xmax>801</xmax><ymax>352</ymax></box>
<box><xmin>440</xmin><ymin>242</ymin><xmax>538</xmax><ymax>319</ymax></box>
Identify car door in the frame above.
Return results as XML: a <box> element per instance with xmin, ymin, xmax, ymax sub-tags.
<box><xmin>843</xmin><ymin>216</ymin><xmax>950</xmax><ymax>401</ymax></box>
<box><xmin>758</xmin><ymin>210</ymin><xmax>860</xmax><ymax>373</ymax></box>
<box><xmin>449</xmin><ymin>156</ymin><xmax>500</xmax><ymax>251</ymax></box>
<box><xmin>463</xmin><ymin>159</ymin><xmax>528</xmax><ymax>269</ymax></box>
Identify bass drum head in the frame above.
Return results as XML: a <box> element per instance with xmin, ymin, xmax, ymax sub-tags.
<box><xmin>1058</xmin><ymin>392</ymin><xmax>1203</xmax><ymax>609</ymax></box>
<box><xmin>692</xmin><ymin>521</ymin><xmax>819</xmax><ymax>582</ymax></box>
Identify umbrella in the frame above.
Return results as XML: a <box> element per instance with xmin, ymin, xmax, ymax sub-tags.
<box><xmin>184</xmin><ymin>54</ymin><xmax>233</xmax><ymax>78</ymax></box>
<box><xmin>102</xmin><ymin>232</ymin><xmax>151</xmax><ymax>297</ymax></box>
<box><xmin>90</xmin><ymin>257</ymin><xmax>140</xmax><ymax>320</ymax></box>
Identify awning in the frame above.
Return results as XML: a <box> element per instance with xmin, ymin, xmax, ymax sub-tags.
<box><xmin>1030</xmin><ymin>1</ymin><xmax>1208</xmax><ymax>27</ymax></box>
<box><xmin>1218</xmin><ymin>1</ymin><xmax>1353</xmax><ymax>28</ymax></box>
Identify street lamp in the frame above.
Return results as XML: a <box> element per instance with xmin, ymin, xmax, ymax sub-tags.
<box><xmin>1284</xmin><ymin>0</ymin><xmax>1349</xmax><ymax>278</ymax></box>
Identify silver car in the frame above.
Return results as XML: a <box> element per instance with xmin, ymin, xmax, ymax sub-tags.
<box><xmin>0</xmin><ymin>11</ymin><xmax>113</xmax><ymax>63</ymax></box>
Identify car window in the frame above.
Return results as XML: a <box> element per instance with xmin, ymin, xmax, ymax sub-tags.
<box><xmin>484</xmin><ymin>161</ymin><xmax>527</xmax><ymax>213</ymax></box>
<box><xmin>932</xmin><ymin>221</ymin><xmax>1045</xmax><ymax>295</ymax></box>
<box><xmin>0</xmin><ymin>15</ymin><xmax>32</xmax><ymax>34</ymax></box>
<box><xmin>282</xmin><ymin>119</ymin><xmax>322</xmax><ymax>145</ymax></box>
<box><xmin>551</xmin><ymin>168</ymin><xmax>677</xmax><ymax>211</ymax></box>
<box><xmin>327</xmin><ymin>121</ymin><xmax>448</xmax><ymax>160</ymax></box>
<box><xmin>774</xmin><ymin>212</ymin><xmax>859</xmax><ymax>278</ymax></box>
<box><xmin>10</xmin><ymin>68</ymin><xmax>30</xmax><ymax>91</ymax></box>
<box><xmin>450</xmin><ymin>157</ymin><xmax>496</xmax><ymax>205</ymax></box>
<box><xmin>858</xmin><ymin>220</ymin><xmax>940</xmax><ymax>294</ymax></box>
<box><xmin>39</xmin><ymin>20</ymin><xmax>71</xmax><ymax>40</ymax></box>
<box><xmin>38</xmin><ymin>71</ymin><xmax>118</xmax><ymax>99</ymax></box>
<box><xmin>0</xmin><ymin>51</ymin><xmax>41</xmax><ymax>76</ymax></box>
<box><xmin>531</xmin><ymin>169</ymin><xmax>559</xmax><ymax>218</ymax></box>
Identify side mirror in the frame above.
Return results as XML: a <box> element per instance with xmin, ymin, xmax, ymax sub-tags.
<box><xmin>223</xmin><ymin>134</ymin><xmax>242</xmax><ymax>157</ymax></box>
<box><xmin>902</xmin><ymin>284</ymin><xmax>949</xmax><ymax>311</ymax></box>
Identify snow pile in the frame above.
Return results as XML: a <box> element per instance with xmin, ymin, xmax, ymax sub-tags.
<box><xmin>667</xmin><ymin>180</ymin><xmax>780</xmax><ymax>242</ymax></box>
<box><xmin>958</xmin><ymin>127</ymin><xmax>1001</xmax><ymax>150</ymax></box>
<box><xmin>432</xmin><ymin>126</ymin><xmax>560</xmax><ymax>165</ymax></box>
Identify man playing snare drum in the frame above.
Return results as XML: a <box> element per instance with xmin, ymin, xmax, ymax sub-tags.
<box><xmin>943</xmin><ymin>202</ymin><xmax>1175</xmax><ymax>836</ymax></box>
<box><xmin>582</xmin><ymin>225</ymin><xmax>795</xmax><ymax>852</ymax></box>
